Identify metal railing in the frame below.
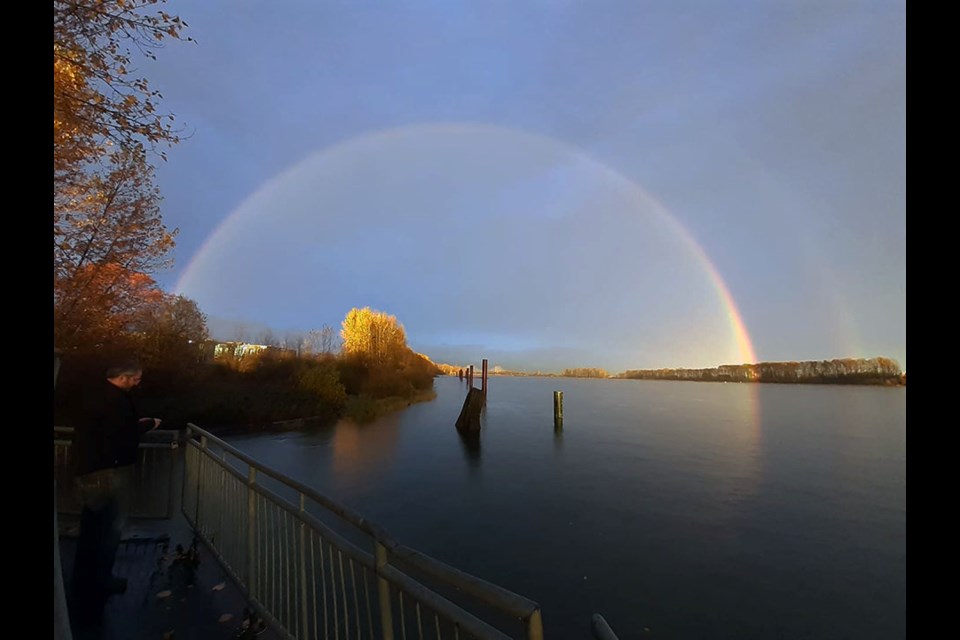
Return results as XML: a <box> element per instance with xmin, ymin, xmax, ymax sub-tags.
<box><xmin>590</xmin><ymin>615</ymin><xmax>619</xmax><ymax>640</ymax></box>
<box><xmin>182</xmin><ymin>423</ymin><xmax>544</xmax><ymax>640</ymax></box>
<box><xmin>54</xmin><ymin>427</ymin><xmax>181</xmax><ymax>519</ymax></box>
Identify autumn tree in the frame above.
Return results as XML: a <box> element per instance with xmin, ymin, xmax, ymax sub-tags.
<box><xmin>306</xmin><ymin>325</ymin><xmax>339</xmax><ymax>356</ymax></box>
<box><xmin>54</xmin><ymin>1</ymin><xmax>191</xmax><ymax>352</ymax></box>
<box><xmin>129</xmin><ymin>293</ymin><xmax>209</xmax><ymax>365</ymax></box>
<box><xmin>54</xmin><ymin>148</ymin><xmax>177</xmax><ymax>348</ymax></box>
<box><xmin>54</xmin><ymin>264</ymin><xmax>166</xmax><ymax>350</ymax></box>
<box><xmin>340</xmin><ymin>308</ymin><xmax>409</xmax><ymax>366</ymax></box>
<box><xmin>54</xmin><ymin>0</ymin><xmax>191</xmax><ymax>183</ymax></box>
<box><xmin>282</xmin><ymin>332</ymin><xmax>307</xmax><ymax>357</ymax></box>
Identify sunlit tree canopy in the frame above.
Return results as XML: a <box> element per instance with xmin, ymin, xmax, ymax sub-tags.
<box><xmin>340</xmin><ymin>307</ymin><xmax>409</xmax><ymax>366</ymax></box>
<box><xmin>54</xmin><ymin>0</ymin><xmax>192</xmax><ymax>352</ymax></box>
<box><xmin>54</xmin><ymin>0</ymin><xmax>191</xmax><ymax>180</ymax></box>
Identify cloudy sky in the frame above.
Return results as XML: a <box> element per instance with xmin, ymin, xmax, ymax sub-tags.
<box><xmin>144</xmin><ymin>0</ymin><xmax>905</xmax><ymax>373</ymax></box>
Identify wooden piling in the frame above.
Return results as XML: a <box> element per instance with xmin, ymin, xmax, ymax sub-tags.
<box><xmin>456</xmin><ymin>387</ymin><xmax>485</xmax><ymax>433</ymax></box>
<box><xmin>482</xmin><ymin>359</ymin><xmax>488</xmax><ymax>397</ymax></box>
<box><xmin>469</xmin><ymin>365</ymin><xmax>474</xmax><ymax>387</ymax></box>
<box><xmin>553</xmin><ymin>391</ymin><xmax>563</xmax><ymax>429</ymax></box>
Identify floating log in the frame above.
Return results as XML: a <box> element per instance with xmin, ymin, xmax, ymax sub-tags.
<box><xmin>456</xmin><ymin>387</ymin><xmax>485</xmax><ymax>434</ymax></box>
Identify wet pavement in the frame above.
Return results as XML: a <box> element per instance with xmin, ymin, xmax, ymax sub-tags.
<box><xmin>58</xmin><ymin>514</ymin><xmax>282</xmax><ymax>640</ymax></box>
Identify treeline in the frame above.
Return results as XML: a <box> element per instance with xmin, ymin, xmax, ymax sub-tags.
<box><xmin>561</xmin><ymin>368</ymin><xmax>610</xmax><ymax>378</ymax></box>
<box><xmin>618</xmin><ymin>357</ymin><xmax>904</xmax><ymax>385</ymax></box>
<box><xmin>55</xmin><ymin>307</ymin><xmax>443</xmax><ymax>433</ymax></box>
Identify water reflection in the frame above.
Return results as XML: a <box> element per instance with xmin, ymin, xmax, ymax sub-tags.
<box><xmin>330</xmin><ymin>413</ymin><xmax>402</xmax><ymax>481</ymax></box>
<box><xmin>457</xmin><ymin>429</ymin><xmax>481</xmax><ymax>466</ymax></box>
<box><xmin>688</xmin><ymin>383</ymin><xmax>763</xmax><ymax>506</ymax></box>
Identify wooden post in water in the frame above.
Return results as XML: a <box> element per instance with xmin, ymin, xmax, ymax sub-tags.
<box><xmin>482</xmin><ymin>359</ymin><xmax>488</xmax><ymax>398</ymax></box>
<box><xmin>553</xmin><ymin>391</ymin><xmax>563</xmax><ymax>430</ymax></box>
<box><xmin>456</xmin><ymin>387</ymin><xmax>485</xmax><ymax>433</ymax></box>
<box><xmin>469</xmin><ymin>365</ymin><xmax>474</xmax><ymax>387</ymax></box>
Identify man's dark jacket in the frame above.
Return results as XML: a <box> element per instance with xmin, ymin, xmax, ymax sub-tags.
<box><xmin>73</xmin><ymin>379</ymin><xmax>148</xmax><ymax>476</ymax></box>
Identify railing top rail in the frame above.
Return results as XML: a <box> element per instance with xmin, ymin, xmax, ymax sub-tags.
<box><xmin>54</xmin><ymin>426</ymin><xmax>181</xmax><ymax>438</ymax></box>
<box><xmin>591</xmin><ymin>614</ymin><xmax>620</xmax><ymax>640</ymax></box>
<box><xmin>392</xmin><ymin>544</ymin><xmax>541</xmax><ymax>618</ymax></box>
<box><xmin>184</xmin><ymin>422</ymin><xmax>541</xmax><ymax>619</ymax></box>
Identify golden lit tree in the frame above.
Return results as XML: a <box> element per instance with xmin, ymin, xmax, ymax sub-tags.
<box><xmin>340</xmin><ymin>307</ymin><xmax>409</xmax><ymax>366</ymax></box>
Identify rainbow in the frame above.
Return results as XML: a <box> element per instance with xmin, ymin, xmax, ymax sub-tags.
<box><xmin>176</xmin><ymin>122</ymin><xmax>758</xmax><ymax>366</ymax></box>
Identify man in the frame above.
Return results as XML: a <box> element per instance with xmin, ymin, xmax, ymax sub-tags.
<box><xmin>69</xmin><ymin>357</ymin><xmax>161</xmax><ymax>627</ymax></box>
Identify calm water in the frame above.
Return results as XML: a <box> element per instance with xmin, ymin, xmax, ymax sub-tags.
<box><xmin>225</xmin><ymin>376</ymin><xmax>906</xmax><ymax>639</ymax></box>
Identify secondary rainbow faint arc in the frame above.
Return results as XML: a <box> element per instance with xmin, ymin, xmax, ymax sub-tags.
<box><xmin>175</xmin><ymin>122</ymin><xmax>759</xmax><ymax>367</ymax></box>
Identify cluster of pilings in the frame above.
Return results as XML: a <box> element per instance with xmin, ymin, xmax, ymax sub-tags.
<box><xmin>455</xmin><ymin>359</ymin><xmax>489</xmax><ymax>433</ymax></box>
<box><xmin>455</xmin><ymin>359</ymin><xmax>489</xmax><ymax>397</ymax></box>
<box><xmin>455</xmin><ymin>359</ymin><xmax>564</xmax><ymax>434</ymax></box>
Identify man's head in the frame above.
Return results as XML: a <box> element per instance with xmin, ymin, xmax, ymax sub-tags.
<box><xmin>105</xmin><ymin>359</ymin><xmax>143</xmax><ymax>391</ymax></box>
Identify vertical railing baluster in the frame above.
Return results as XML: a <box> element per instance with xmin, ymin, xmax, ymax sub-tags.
<box><xmin>363</xmin><ymin>567</ymin><xmax>374</xmax><ymax>640</ymax></box>
<box><xmin>271</xmin><ymin>503</ymin><xmax>278</xmax><ymax>619</ymax></box>
<box><xmin>248</xmin><ymin>467</ymin><xmax>257</xmax><ymax>599</ymax></box>
<box><xmin>376</xmin><ymin>541</ymin><xmax>394</xmax><ymax>640</ymax></box>
<box><xmin>415</xmin><ymin>602</ymin><xmax>424</xmax><ymax>640</ymax></box>
<box><xmin>331</xmin><ymin>541</ymin><xmax>340</xmax><ymax>640</ymax></box>
<box><xmin>300</xmin><ymin>493</ymin><xmax>309</xmax><ymax>639</ymax></box>
<box><xmin>350</xmin><ymin>559</ymin><xmax>361</xmax><ymax>638</ymax></box>
<box><xmin>399</xmin><ymin>592</ymin><xmax>407</xmax><ymax>640</ymax></box>
<box><xmin>217</xmin><ymin>450</ymin><xmax>226</xmax><ymax>551</ymax></box>
<box><xmin>434</xmin><ymin>613</ymin><xmax>441</xmax><ymax>640</ymax></box>
<box><xmin>282</xmin><ymin>509</ymin><xmax>289</xmax><ymax>630</ymax></box>
<box><xmin>263</xmin><ymin>497</ymin><xmax>277</xmax><ymax>613</ymax></box>
<box><xmin>339</xmin><ymin>550</ymin><xmax>350</xmax><ymax>640</ymax></box>
<box><xmin>195</xmin><ymin>435</ymin><xmax>207</xmax><ymax>528</ymax></box>
<box><xmin>258</xmin><ymin>494</ymin><xmax>265</xmax><ymax>607</ymax></box>
<box><xmin>310</xmin><ymin>531</ymin><xmax>319</xmax><ymax>640</ymax></box>
<box><xmin>285</xmin><ymin>508</ymin><xmax>292</xmax><ymax>637</ymax></box>
<box><xmin>319</xmin><ymin>536</ymin><xmax>329</xmax><ymax>640</ymax></box>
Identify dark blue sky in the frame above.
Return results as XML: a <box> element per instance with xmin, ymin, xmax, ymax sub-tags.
<box><xmin>144</xmin><ymin>0</ymin><xmax>905</xmax><ymax>372</ymax></box>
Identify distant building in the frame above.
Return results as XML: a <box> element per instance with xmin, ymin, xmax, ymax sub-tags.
<box><xmin>211</xmin><ymin>341</ymin><xmax>296</xmax><ymax>361</ymax></box>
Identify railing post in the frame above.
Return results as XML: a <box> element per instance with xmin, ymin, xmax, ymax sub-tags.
<box><xmin>527</xmin><ymin>609</ymin><xmax>544</xmax><ymax>640</ymax></box>
<box><xmin>375</xmin><ymin>540</ymin><xmax>394</xmax><ymax>640</ymax></box>
<box><xmin>217</xmin><ymin>450</ymin><xmax>227</xmax><ymax>545</ymax></box>
<box><xmin>166</xmin><ymin>437</ymin><xmax>177</xmax><ymax>519</ymax></box>
<box><xmin>195</xmin><ymin>435</ymin><xmax>208</xmax><ymax>528</ymax></box>
<box><xmin>247</xmin><ymin>466</ymin><xmax>258</xmax><ymax>599</ymax></box>
<box><xmin>181</xmin><ymin>426</ymin><xmax>191</xmax><ymax>521</ymax></box>
<box><xmin>591</xmin><ymin>613</ymin><xmax>620</xmax><ymax>640</ymax></box>
<box><xmin>299</xmin><ymin>492</ymin><xmax>309</xmax><ymax>639</ymax></box>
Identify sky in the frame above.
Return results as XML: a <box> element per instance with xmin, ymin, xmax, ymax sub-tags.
<box><xmin>143</xmin><ymin>0</ymin><xmax>906</xmax><ymax>373</ymax></box>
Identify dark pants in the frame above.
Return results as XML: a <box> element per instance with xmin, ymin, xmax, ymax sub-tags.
<box><xmin>70</xmin><ymin>466</ymin><xmax>133</xmax><ymax>626</ymax></box>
